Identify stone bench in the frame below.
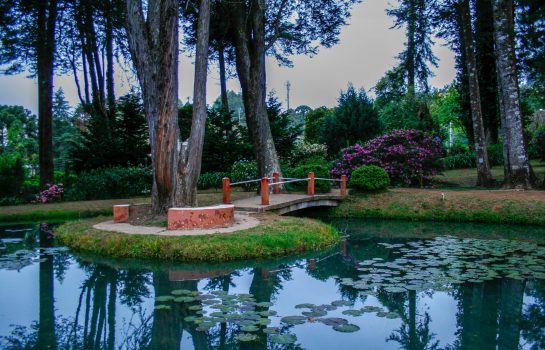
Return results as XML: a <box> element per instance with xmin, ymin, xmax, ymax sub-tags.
<box><xmin>167</xmin><ymin>204</ymin><xmax>235</xmax><ymax>230</ymax></box>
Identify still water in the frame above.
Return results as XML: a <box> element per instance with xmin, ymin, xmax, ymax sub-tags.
<box><xmin>1</xmin><ymin>219</ymin><xmax>545</xmax><ymax>349</ymax></box>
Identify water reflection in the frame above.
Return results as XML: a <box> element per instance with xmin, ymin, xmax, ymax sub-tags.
<box><xmin>0</xmin><ymin>220</ymin><xmax>545</xmax><ymax>349</ymax></box>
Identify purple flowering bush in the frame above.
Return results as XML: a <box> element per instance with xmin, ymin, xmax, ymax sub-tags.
<box><xmin>331</xmin><ymin>129</ymin><xmax>444</xmax><ymax>186</ymax></box>
<box><xmin>34</xmin><ymin>183</ymin><xmax>64</xmax><ymax>203</ymax></box>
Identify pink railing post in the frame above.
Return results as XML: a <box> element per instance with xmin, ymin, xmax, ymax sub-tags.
<box><xmin>341</xmin><ymin>175</ymin><xmax>347</xmax><ymax>196</ymax></box>
<box><xmin>261</xmin><ymin>177</ymin><xmax>270</xmax><ymax>205</ymax></box>
<box><xmin>222</xmin><ymin>177</ymin><xmax>231</xmax><ymax>204</ymax></box>
<box><xmin>307</xmin><ymin>172</ymin><xmax>315</xmax><ymax>195</ymax></box>
<box><xmin>273</xmin><ymin>172</ymin><xmax>280</xmax><ymax>194</ymax></box>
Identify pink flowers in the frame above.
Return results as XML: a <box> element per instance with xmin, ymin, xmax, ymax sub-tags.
<box><xmin>331</xmin><ymin>129</ymin><xmax>444</xmax><ymax>186</ymax></box>
<box><xmin>34</xmin><ymin>183</ymin><xmax>64</xmax><ymax>204</ymax></box>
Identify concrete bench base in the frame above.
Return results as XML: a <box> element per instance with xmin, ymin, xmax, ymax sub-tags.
<box><xmin>113</xmin><ymin>205</ymin><xmax>130</xmax><ymax>223</ymax></box>
<box><xmin>167</xmin><ymin>205</ymin><xmax>235</xmax><ymax>230</ymax></box>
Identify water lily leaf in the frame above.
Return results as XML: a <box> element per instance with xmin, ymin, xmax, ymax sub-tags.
<box><xmin>188</xmin><ymin>305</ymin><xmax>203</xmax><ymax>311</ymax></box>
<box><xmin>174</xmin><ymin>296</ymin><xmax>195</xmax><ymax>303</ymax></box>
<box><xmin>154</xmin><ymin>304</ymin><xmax>171</xmax><ymax>310</ymax></box>
<box><xmin>171</xmin><ymin>289</ymin><xmax>192</xmax><ymax>296</ymax></box>
<box><xmin>259</xmin><ymin>310</ymin><xmax>277</xmax><ymax>317</ymax></box>
<box><xmin>236</xmin><ymin>333</ymin><xmax>258</xmax><ymax>342</ymax></box>
<box><xmin>318</xmin><ymin>317</ymin><xmax>349</xmax><ymax>326</ymax></box>
<box><xmin>240</xmin><ymin>325</ymin><xmax>259</xmax><ymax>332</ymax></box>
<box><xmin>184</xmin><ymin>316</ymin><xmax>199</xmax><ymax>322</ymax></box>
<box><xmin>295</xmin><ymin>303</ymin><xmax>316</xmax><ymax>309</ymax></box>
<box><xmin>263</xmin><ymin>327</ymin><xmax>279</xmax><ymax>334</ymax></box>
<box><xmin>281</xmin><ymin>316</ymin><xmax>307</xmax><ymax>325</ymax></box>
<box><xmin>342</xmin><ymin>309</ymin><xmax>363</xmax><ymax>317</ymax></box>
<box><xmin>331</xmin><ymin>300</ymin><xmax>353</xmax><ymax>307</ymax></box>
<box><xmin>257</xmin><ymin>318</ymin><xmax>271</xmax><ymax>326</ymax></box>
<box><xmin>270</xmin><ymin>334</ymin><xmax>297</xmax><ymax>345</ymax></box>
<box><xmin>302</xmin><ymin>309</ymin><xmax>327</xmax><ymax>317</ymax></box>
<box><xmin>333</xmin><ymin>324</ymin><xmax>360</xmax><ymax>333</ymax></box>
<box><xmin>255</xmin><ymin>301</ymin><xmax>273</xmax><ymax>308</ymax></box>
<box><xmin>155</xmin><ymin>295</ymin><xmax>175</xmax><ymax>302</ymax></box>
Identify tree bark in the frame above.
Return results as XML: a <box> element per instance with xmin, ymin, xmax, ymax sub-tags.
<box><xmin>218</xmin><ymin>45</ymin><xmax>229</xmax><ymax>111</ymax></box>
<box><xmin>37</xmin><ymin>0</ymin><xmax>57</xmax><ymax>188</ymax></box>
<box><xmin>492</xmin><ymin>0</ymin><xmax>534</xmax><ymax>188</ymax></box>
<box><xmin>125</xmin><ymin>0</ymin><xmax>180</xmax><ymax>214</ymax></box>
<box><xmin>406</xmin><ymin>0</ymin><xmax>416</xmax><ymax>97</ymax></box>
<box><xmin>175</xmin><ymin>0</ymin><xmax>211</xmax><ymax>207</ymax></box>
<box><xmin>475</xmin><ymin>0</ymin><xmax>499</xmax><ymax>144</ymax></box>
<box><xmin>230</xmin><ymin>0</ymin><xmax>281</xmax><ymax>178</ymax></box>
<box><xmin>104</xmin><ymin>1</ymin><xmax>116</xmax><ymax>119</ymax></box>
<box><xmin>459</xmin><ymin>0</ymin><xmax>495</xmax><ymax>187</ymax></box>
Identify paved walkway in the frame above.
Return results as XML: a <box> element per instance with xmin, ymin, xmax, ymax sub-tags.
<box><xmin>232</xmin><ymin>189</ymin><xmax>344</xmax><ymax>213</ymax></box>
<box><xmin>93</xmin><ymin>213</ymin><xmax>260</xmax><ymax>236</ymax></box>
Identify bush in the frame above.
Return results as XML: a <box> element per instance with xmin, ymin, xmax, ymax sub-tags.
<box><xmin>290</xmin><ymin>141</ymin><xmax>328</xmax><ymax>165</ymax></box>
<box><xmin>531</xmin><ymin>128</ymin><xmax>545</xmax><ymax>161</ymax></box>
<box><xmin>34</xmin><ymin>183</ymin><xmax>64</xmax><ymax>203</ymax></box>
<box><xmin>349</xmin><ymin>165</ymin><xmax>390</xmax><ymax>191</ymax></box>
<box><xmin>230</xmin><ymin>160</ymin><xmax>258</xmax><ymax>191</ymax></box>
<box><xmin>198</xmin><ymin>172</ymin><xmax>229</xmax><ymax>190</ymax></box>
<box><xmin>331</xmin><ymin>129</ymin><xmax>443</xmax><ymax>186</ymax></box>
<box><xmin>287</xmin><ymin>163</ymin><xmax>332</xmax><ymax>193</ymax></box>
<box><xmin>0</xmin><ymin>154</ymin><xmax>25</xmax><ymax>198</ymax></box>
<box><xmin>443</xmin><ymin>143</ymin><xmax>504</xmax><ymax>170</ymax></box>
<box><xmin>65</xmin><ymin>166</ymin><xmax>152</xmax><ymax>200</ymax></box>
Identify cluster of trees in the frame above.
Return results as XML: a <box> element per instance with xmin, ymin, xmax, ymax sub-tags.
<box><xmin>0</xmin><ymin>0</ymin><xmax>359</xmax><ymax>213</ymax></box>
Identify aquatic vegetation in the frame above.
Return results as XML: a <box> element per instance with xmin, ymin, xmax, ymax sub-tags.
<box><xmin>333</xmin><ymin>324</ymin><xmax>360</xmax><ymax>333</ymax></box>
<box><xmin>270</xmin><ymin>334</ymin><xmax>297</xmax><ymax>344</ymax></box>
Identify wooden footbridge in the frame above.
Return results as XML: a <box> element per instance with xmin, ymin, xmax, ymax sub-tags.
<box><xmin>222</xmin><ymin>172</ymin><xmax>348</xmax><ymax>215</ymax></box>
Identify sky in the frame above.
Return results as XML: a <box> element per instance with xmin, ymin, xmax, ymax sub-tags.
<box><xmin>0</xmin><ymin>0</ymin><xmax>456</xmax><ymax>115</ymax></box>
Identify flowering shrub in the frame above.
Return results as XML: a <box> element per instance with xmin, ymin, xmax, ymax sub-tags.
<box><xmin>290</xmin><ymin>141</ymin><xmax>328</xmax><ymax>165</ymax></box>
<box><xmin>331</xmin><ymin>129</ymin><xmax>444</xmax><ymax>186</ymax></box>
<box><xmin>35</xmin><ymin>183</ymin><xmax>64</xmax><ymax>203</ymax></box>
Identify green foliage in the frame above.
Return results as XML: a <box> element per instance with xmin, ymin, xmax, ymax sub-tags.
<box><xmin>230</xmin><ymin>160</ymin><xmax>258</xmax><ymax>191</ymax></box>
<box><xmin>377</xmin><ymin>92</ymin><xmax>437</xmax><ymax>133</ymax></box>
<box><xmin>198</xmin><ymin>172</ymin><xmax>229</xmax><ymax>190</ymax></box>
<box><xmin>0</xmin><ymin>105</ymin><xmax>38</xmax><ymax>170</ymax></box>
<box><xmin>325</xmin><ymin>84</ymin><xmax>381</xmax><ymax>155</ymax></box>
<box><xmin>56</xmin><ymin>216</ymin><xmax>340</xmax><ymax>262</ymax></box>
<box><xmin>267</xmin><ymin>93</ymin><xmax>302</xmax><ymax>160</ymax></box>
<box><xmin>116</xmin><ymin>94</ymin><xmax>150</xmax><ymax>167</ymax></box>
<box><xmin>349</xmin><ymin>165</ymin><xmax>390</xmax><ymax>191</ymax></box>
<box><xmin>304</xmin><ymin>107</ymin><xmax>331</xmax><ymax>144</ymax></box>
<box><xmin>288</xmin><ymin>163</ymin><xmax>332</xmax><ymax>193</ymax></box>
<box><xmin>65</xmin><ymin>167</ymin><xmax>152</xmax><ymax>201</ymax></box>
<box><xmin>290</xmin><ymin>141</ymin><xmax>328</xmax><ymax>166</ymax></box>
<box><xmin>531</xmin><ymin>127</ymin><xmax>545</xmax><ymax>161</ymax></box>
<box><xmin>443</xmin><ymin>144</ymin><xmax>504</xmax><ymax>170</ymax></box>
<box><xmin>53</xmin><ymin>89</ymin><xmax>80</xmax><ymax>171</ymax></box>
<box><xmin>0</xmin><ymin>154</ymin><xmax>25</xmax><ymax>198</ymax></box>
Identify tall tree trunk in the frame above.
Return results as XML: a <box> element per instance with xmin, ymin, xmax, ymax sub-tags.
<box><xmin>37</xmin><ymin>0</ymin><xmax>57</xmax><ymax>188</ymax></box>
<box><xmin>218</xmin><ymin>45</ymin><xmax>229</xmax><ymax>111</ymax></box>
<box><xmin>459</xmin><ymin>0</ymin><xmax>495</xmax><ymax>187</ymax></box>
<box><xmin>230</xmin><ymin>0</ymin><xmax>281</xmax><ymax>178</ymax></box>
<box><xmin>406</xmin><ymin>1</ymin><xmax>416</xmax><ymax>97</ymax></box>
<box><xmin>125</xmin><ymin>0</ymin><xmax>180</xmax><ymax>214</ymax></box>
<box><xmin>492</xmin><ymin>0</ymin><xmax>534</xmax><ymax>188</ymax></box>
<box><xmin>498</xmin><ymin>279</ymin><xmax>525</xmax><ymax>350</ymax></box>
<box><xmin>175</xmin><ymin>0</ymin><xmax>211</xmax><ymax>207</ymax></box>
<box><xmin>475</xmin><ymin>0</ymin><xmax>500</xmax><ymax>144</ymax></box>
<box><xmin>104</xmin><ymin>1</ymin><xmax>116</xmax><ymax>119</ymax></box>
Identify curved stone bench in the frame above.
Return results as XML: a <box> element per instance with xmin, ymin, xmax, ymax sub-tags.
<box><xmin>167</xmin><ymin>204</ymin><xmax>235</xmax><ymax>230</ymax></box>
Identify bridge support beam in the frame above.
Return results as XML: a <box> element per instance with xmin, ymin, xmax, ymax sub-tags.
<box><xmin>261</xmin><ymin>177</ymin><xmax>270</xmax><ymax>205</ymax></box>
<box><xmin>307</xmin><ymin>172</ymin><xmax>315</xmax><ymax>196</ymax></box>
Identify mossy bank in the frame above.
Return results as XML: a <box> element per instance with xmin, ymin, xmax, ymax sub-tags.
<box><xmin>55</xmin><ymin>216</ymin><xmax>340</xmax><ymax>262</ymax></box>
<box><xmin>330</xmin><ymin>189</ymin><xmax>545</xmax><ymax>226</ymax></box>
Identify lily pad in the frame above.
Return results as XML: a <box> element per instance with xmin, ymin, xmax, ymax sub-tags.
<box><xmin>154</xmin><ymin>304</ymin><xmax>171</xmax><ymax>310</ymax></box>
<box><xmin>236</xmin><ymin>333</ymin><xmax>258</xmax><ymax>342</ymax></box>
<box><xmin>255</xmin><ymin>301</ymin><xmax>273</xmax><ymax>308</ymax></box>
<box><xmin>333</xmin><ymin>324</ymin><xmax>360</xmax><ymax>333</ymax></box>
<box><xmin>331</xmin><ymin>300</ymin><xmax>353</xmax><ymax>307</ymax></box>
<box><xmin>342</xmin><ymin>309</ymin><xmax>364</xmax><ymax>317</ymax></box>
<box><xmin>155</xmin><ymin>295</ymin><xmax>175</xmax><ymax>302</ymax></box>
<box><xmin>171</xmin><ymin>289</ymin><xmax>192</xmax><ymax>296</ymax></box>
<box><xmin>174</xmin><ymin>296</ymin><xmax>195</xmax><ymax>303</ymax></box>
<box><xmin>263</xmin><ymin>327</ymin><xmax>279</xmax><ymax>334</ymax></box>
<box><xmin>281</xmin><ymin>316</ymin><xmax>307</xmax><ymax>325</ymax></box>
<box><xmin>240</xmin><ymin>325</ymin><xmax>259</xmax><ymax>332</ymax></box>
<box><xmin>318</xmin><ymin>317</ymin><xmax>349</xmax><ymax>326</ymax></box>
<box><xmin>295</xmin><ymin>303</ymin><xmax>316</xmax><ymax>309</ymax></box>
<box><xmin>270</xmin><ymin>334</ymin><xmax>297</xmax><ymax>345</ymax></box>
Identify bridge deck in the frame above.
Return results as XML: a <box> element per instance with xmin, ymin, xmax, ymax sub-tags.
<box><xmin>233</xmin><ymin>189</ymin><xmax>344</xmax><ymax>214</ymax></box>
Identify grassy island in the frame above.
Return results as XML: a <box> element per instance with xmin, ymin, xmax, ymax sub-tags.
<box><xmin>55</xmin><ymin>216</ymin><xmax>340</xmax><ymax>262</ymax></box>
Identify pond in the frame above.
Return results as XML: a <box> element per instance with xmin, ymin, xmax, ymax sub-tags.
<box><xmin>1</xmin><ymin>219</ymin><xmax>545</xmax><ymax>349</ymax></box>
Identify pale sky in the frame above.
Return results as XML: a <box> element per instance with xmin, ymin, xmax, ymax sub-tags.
<box><xmin>0</xmin><ymin>0</ymin><xmax>456</xmax><ymax>115</ymax></box>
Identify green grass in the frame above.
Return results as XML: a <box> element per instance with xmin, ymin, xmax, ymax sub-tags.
<box><xmin>55</xmin><ymin>216</ymin><xmax>340</xmax><ymax>262</ymax></box>
<box><xmin>435</xmin><ymin>160</ymin><xmax>545</xmax><ymax>189</ymax></box>
<box><xmin>0</xmin><ymin>190</ymin><xmax>254</xmax><ymax>223</ymax></box>
<box><xmin>331</xmin><ymin>190</ymin><xmax>545</xmax><ymax>226</ymax></box>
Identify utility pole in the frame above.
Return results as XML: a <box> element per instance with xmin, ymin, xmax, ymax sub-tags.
<box><xmin>285</xmin><ymin>81</ymin><xmax>291</xmax><ymax>110</ymax></box>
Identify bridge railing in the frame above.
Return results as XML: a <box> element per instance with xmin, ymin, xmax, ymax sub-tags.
<box><xmin>222</xmin><ymin>172</ymin><xmax>347</xmax><ymax>205</ymax></box>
